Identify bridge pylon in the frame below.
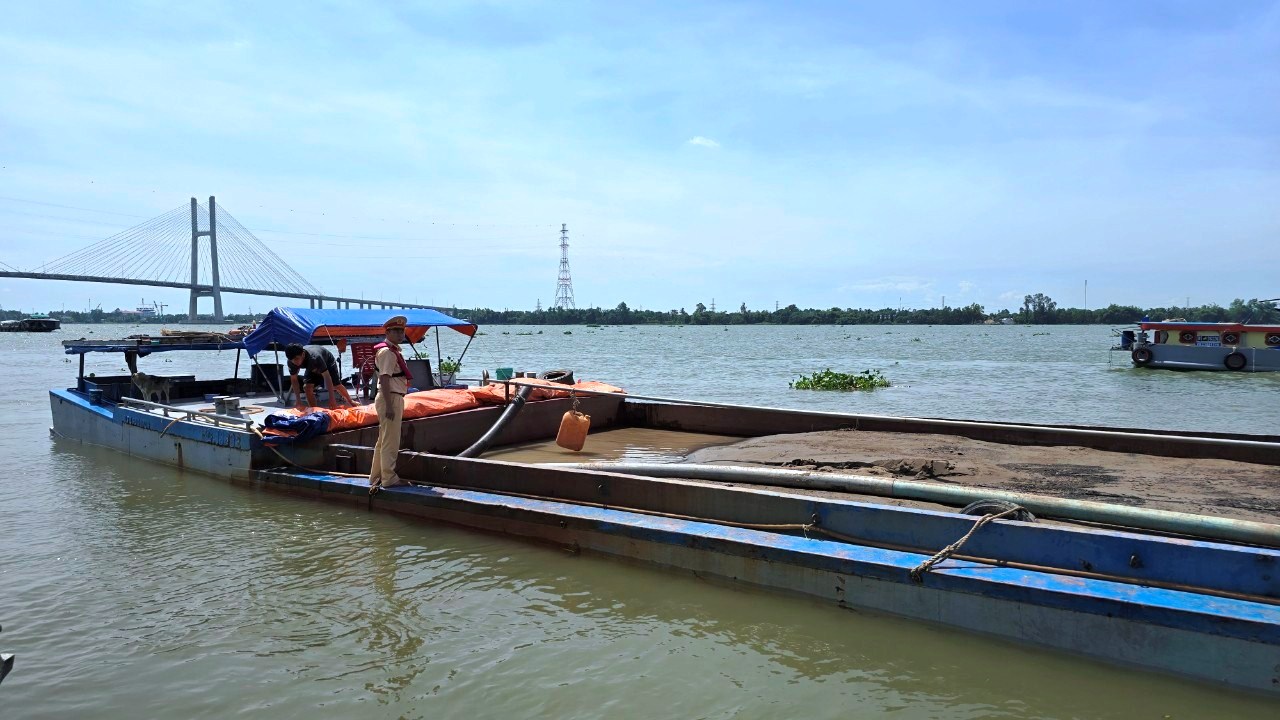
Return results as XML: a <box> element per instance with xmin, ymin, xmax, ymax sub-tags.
<box><xmin>189</xmin><ymin>196</ymin><xmax>224</xmax><ymax>322</ymax></box>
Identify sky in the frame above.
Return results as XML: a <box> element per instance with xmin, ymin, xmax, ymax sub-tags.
<box><xmin>1</xmin><ymin>1</ymin><xmax>1277</xmax><ymax>315</ymax></box>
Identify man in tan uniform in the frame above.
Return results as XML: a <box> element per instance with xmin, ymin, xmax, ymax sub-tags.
<box><xmin>370</xmin><ymin>315</ymin><xmax>411</xmax><ymax>491</ymax></box>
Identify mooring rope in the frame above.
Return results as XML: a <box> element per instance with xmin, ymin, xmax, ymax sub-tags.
<box><xmin>909</xmin><ymin>507</ymin><xmax>1022</xmax><ymax>582</ymax></box>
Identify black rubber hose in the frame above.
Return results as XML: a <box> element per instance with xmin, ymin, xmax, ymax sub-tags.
<box><xmin>457</xmin><ymin>384</ymin><xmax>535</xmax><ymax>458</ymax></box>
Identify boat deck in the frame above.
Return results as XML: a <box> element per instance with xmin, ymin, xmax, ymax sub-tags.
<box><xmin>140</xmin><ymin>391</ymin><xmax>293</xmax><ymax>427</ymax></box>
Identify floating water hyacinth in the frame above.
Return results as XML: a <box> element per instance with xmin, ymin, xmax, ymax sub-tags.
<box><xmin>790</xmin><ymin>369</ymin><xmax>890</xmax><ymax>391</ymax></box>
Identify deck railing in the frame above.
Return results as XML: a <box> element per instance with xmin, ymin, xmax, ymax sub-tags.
<box><xmin>118</xmin><ymin>397</ymin><xmax>256</xmax><ymax>430</ymax></box>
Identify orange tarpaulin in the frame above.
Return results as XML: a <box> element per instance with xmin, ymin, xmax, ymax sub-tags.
<box><xmin>316</xmin><ymin>388</ymin><xmax>481</xmax><ymax>432</ymax></box>
<box><xmin>468</xmin><ymin>379</ymin><xmax>625</xmax><ymax>404</ymax></box>
<box><xmin>263</xmin><ymin>380</ymin><xmax>625</xmax><ymax>439</ymax></box>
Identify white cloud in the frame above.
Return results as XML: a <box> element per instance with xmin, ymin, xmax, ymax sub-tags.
<box><xmin>687</xmin><ymin>136</ymin><xmax>720</xmax><ymax>149</ymax></box>
<box><xmin>837</xmin><ymin>277</ymin><xmax>934</xmax><ymax>294</ymax></box>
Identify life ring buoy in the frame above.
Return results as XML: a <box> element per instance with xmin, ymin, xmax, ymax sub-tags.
<box><xmin>1224</xmin><ymin>352</ymin><xmax>1247</xmax><ymax>371</ymax></box>
<box><xmin>1178</xmin><ymin>331</ymin><xmax>1197</xmax><ymax>344</ymax></box>
<box><xmin>1154</xmin><ymin>330</ymin><xmax>1168</xmax><ymax>344</ymax></box>
<box><xmin>1221</xmin><ymin>331</ymin><xmax>1240</xmax><ymax>345</ymax></box>
<box><xmin>1266</xmin><ymin>333</ymin><xmax>1280</xmax><ymax>347</ymax></box>
<box><xmin>1131</xmin><ymin>348</ymin><xmax>1153</xmax><ymax>366</ymax></box>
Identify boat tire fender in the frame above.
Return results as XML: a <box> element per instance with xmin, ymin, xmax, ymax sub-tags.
<box><xmin>960</xmin><ymin>499</ymin><xmax>1036</xmax><ymax>523</ymax></box>
<box><xmin>538</xmin><ymin>369</ymin><xmax>576</xmax><ymax>385</ymax></box>
<box><xmin>1131</xmin><ymin>348</ymin><xmax>1153</xmax><ymax>366</ymax></box>
<box><xmin>1178</xmin><ymin>331</ymin><xmax>1197</xmax><ymax>344</ymax></box>
<box><xmin>1224</xmin><ymin>352</ymin><xmax>1247</xmax><ymax>371</ymax></box>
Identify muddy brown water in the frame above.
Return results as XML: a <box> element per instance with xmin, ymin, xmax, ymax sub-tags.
<box><xmin>4</xmin><ymin>324</ymin><xmax>1278</xmax><ymax>718</ymax></box>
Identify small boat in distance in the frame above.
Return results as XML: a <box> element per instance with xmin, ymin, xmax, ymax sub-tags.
<box><xmin>0</xmin><ymin>313</ymin><xmax>61</xmax><ymax>332</ymax></box>
<box><xmin>1115</xmin><ymin>299</ymin><xmax>1280</xmax><ymax>372</ymax></box>
<box><xmin>1116</xmin><ymin>322</ymin><xmax>1280</xmax><ymax>372</ymax></box>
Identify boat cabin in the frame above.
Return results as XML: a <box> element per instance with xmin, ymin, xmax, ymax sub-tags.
<box><xmin>1118</xmin><ymin>321</ymin><xmax>1280</xmax><ymax>372</ymax></box>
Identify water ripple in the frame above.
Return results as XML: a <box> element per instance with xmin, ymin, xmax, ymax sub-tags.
<box><xmin>4</xmin><ymin>325</ymin><xmax>1280</xmax><ymax>718</ymax></box>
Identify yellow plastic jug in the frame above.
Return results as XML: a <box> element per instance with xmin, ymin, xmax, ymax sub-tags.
<box><xmin>555</xmin><ymin>410</ymin><xmax>591</xmax><ymax>451</ymax></box>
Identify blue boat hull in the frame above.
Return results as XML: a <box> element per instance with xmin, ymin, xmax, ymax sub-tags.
<box><xmin>49</xmin><ymin>389</ymin><xmax>263</xmax><ymax>479</ymax></box>
<box><xmin>252</xmin><ymin>458</ymin><xmax>1280</xmax><ymax>696</ymax></box>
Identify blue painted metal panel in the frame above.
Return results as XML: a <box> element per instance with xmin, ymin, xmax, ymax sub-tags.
<box><xmin>63</xmin><ymin>339</ymin><xmax>244</xmax><ymax>355</ymax></box>
<box><xmin>250</xmin><ymin>468</ymin><xmax>1280</xmax><ymax>694</ymax></box>
<box><xmin>53</xmin><ymin>389</ymin><xmax>254</xmax><ymax>450</ymax></box>
<box><xmin>258</xmin><ymin>470</ymin><xmax>1280</xmax><ymax>643</ymax></box>
<box><xmin>813</xmin><ymin>499</ymin><xmax>1280</xmax><ymax>600</ymax></box>
<box><xmin>51</xmin><ymin>389</ymin><xmax>258</xmax><ymax>479</ymax></box>
<box><xmin>392</xmin><ymin>456</ymin><xmax>1280</xmax><ymax>601</ymax></box>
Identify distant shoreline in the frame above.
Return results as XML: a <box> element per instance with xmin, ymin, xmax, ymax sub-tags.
<box><xmin>9</xmin><ymin>296</ymin><xmax>1276</xmax><ymax>327</ymax></box>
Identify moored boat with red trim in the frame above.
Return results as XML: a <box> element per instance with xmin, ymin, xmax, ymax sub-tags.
<box><xmin>1115</xmin><ymin>318</ymin><xmax>1280</xmax><ymax>372</ymax></box>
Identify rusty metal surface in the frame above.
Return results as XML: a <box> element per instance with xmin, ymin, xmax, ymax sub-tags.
<box><xmin>313</xmin><ymin>394</ymin><xmax>624</xmax><ymax>455</ymax></box>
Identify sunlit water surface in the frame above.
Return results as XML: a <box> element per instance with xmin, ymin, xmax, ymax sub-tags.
<box><xmin>3</xmin><ymin>324</ymin><xmax>1277</xmax><ymax>718</ymax></box>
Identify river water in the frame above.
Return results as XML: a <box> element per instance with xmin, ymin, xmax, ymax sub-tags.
<box><xmin>2</xmin><ymin>323</ymin><xmax>1277</xmax><ymax>718</ymax></box>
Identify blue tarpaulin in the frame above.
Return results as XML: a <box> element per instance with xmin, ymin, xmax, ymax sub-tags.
<box><xmin>243</xmin><ymin>307</ymin><xmax>477</xmax><ymax>357</ymax></box>
<box><xmin>262</xmin><ymin>411</ymin><xmax>331</xmax><ymax>444</ymax></box>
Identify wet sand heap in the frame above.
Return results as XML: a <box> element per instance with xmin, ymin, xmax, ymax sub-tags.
<box><xmin>685</xmin><ymin>429</ymin><xmax>1280</xmax><ymax>525</ymax></box>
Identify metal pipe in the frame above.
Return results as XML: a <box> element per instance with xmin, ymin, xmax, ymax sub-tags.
<box><xmin>549</xmin><ymin>462</ymin><xmax>1280</xmax><ymax>548</ymax></box>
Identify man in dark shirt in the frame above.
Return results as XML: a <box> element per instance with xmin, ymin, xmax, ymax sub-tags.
<box><xmin>285</xmin><ymin>343</ymin><xmax>356</xmax><ymax>410</ymax></box>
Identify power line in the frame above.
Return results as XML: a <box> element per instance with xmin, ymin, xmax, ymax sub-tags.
<box><xmin>0</xmin><ymin>195</ymin><xmax>152</xmax><ymax>218</ymax></box>
<box><xmin>249</xmin><ymin>227</ymin><xmax>554</xmax><ymax>241</ymax></box>
<box><xmin>0</xmin><ymin>208</ymin><xmax>137</xmax><ymax>228</ymax></box>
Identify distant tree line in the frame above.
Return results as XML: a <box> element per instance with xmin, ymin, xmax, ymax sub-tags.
<box><xmin>458</xmin><ymin>297</ymin><xmax>1280</xmax><ymax>326</ymax></box>
<box><xmin>0</xmin><ymin>309</ymin><xmax>258</xmax><ymax>324</ymax></box>
<box><xmin>9</xmin><ymin>296</ymin><xmax>1277</xmax><ymax>326</ymax></box>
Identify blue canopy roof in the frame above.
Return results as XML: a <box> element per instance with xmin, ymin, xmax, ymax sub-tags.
<box><xmin>243</xmin><ymin>307</ymin><xmax>477</xmax><ymax>357</ymax></box>
<box><xmin>63</xmin><ymin>337</ymin><xmax>245</xmax><ymax>355</ymax></box>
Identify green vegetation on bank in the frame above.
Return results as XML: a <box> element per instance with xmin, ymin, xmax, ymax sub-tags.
<box><xmin>8</xmin><ymin>295</ymin><xmax>1276</xmax><ymax>327</ymax></box>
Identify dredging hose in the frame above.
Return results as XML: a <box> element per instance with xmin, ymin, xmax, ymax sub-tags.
<box><xmin>457</xmin><ymin>384</ymin><xmax>535</xmax><ymax>458</ymax></box>
<box><xmin>547</xmin><ymin>462</ymin><xmax>1280</xmax><ymax>548</ymax></box>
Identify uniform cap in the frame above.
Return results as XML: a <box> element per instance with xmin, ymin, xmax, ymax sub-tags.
<box><xmin>383</xmin><ymin>315</ymin><xmax>408</xmax><ymax>330</ymax></box>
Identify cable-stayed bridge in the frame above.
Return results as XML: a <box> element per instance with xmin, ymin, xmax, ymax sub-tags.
<box><xmin>0</xmin><ymin>196</ymin><xmax>435</xmax><ymax>321</ymax></box>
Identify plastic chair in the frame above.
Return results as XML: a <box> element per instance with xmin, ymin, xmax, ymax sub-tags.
<box><xmin>351</xmin><ymin>343</ymin><xmax>379</xmax><ymax>400</ymax></box>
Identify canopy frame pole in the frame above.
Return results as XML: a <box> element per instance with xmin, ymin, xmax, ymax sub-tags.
<box><xmin>435</xmin><ymin>328</ymin><xmax>443</xmax><ymax>375</ymax></box>
<box><xmin>251</xmin><ymin>355</ymin><xmax>285</xmax><ymax>404</ymax></box>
